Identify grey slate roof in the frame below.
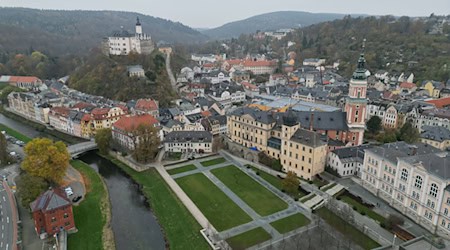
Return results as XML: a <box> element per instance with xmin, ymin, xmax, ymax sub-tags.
<box><xmin>366</xmin><ymin>141</ymin><xmax>442</xmax><ymax>165</ymax></box>
<box><xmin>421</xmin><ymin>126</ymin><xmax>450</xmax><ymax>142</ymax></box>
<box><xmin>290</xmin><ymin>129</ymin><xmax>326</xmax><ymax>148</ymax></box>
<box><xmin>291</xmin><ymin>111</ymin><xmax>348</xmax><ymax>131</ymax></box>
<box><xmin>30</xmin><ymin>189</ymin><xmax>71</xmax><ymax>212</ymax></box>
<box><xmin>164</xmin><ymin>131</ymin><xmax>212</xmax><ymax>143</ymax></box>
<box><xmin>332</xmin><ymin>145</ymin><xmax>373</xmax><ymax>163</ymax></box>
<box><xmin>230</xmin><ymin>107</ymin><xmax>276</xmax><ymax>124</ymax></box>
<box><xmin>402</xmin><ymin>153</ymin><xmax>450</xmax><ymax>179</ymax></box>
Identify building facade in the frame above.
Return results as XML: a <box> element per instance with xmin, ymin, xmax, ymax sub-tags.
<box><xmin>164</xmin><ymin>131</ymin><xmax>213</xmax><ymax>153</ymax></box>
<box><xmin>112</xmin><ymin>114</ymin><xmax>161</xmax><ymax>150</ymax></box>
<box><xmin>105</xmin><ymin>17</ymin><xmax>154</xmax><ymax>55</ymax></box>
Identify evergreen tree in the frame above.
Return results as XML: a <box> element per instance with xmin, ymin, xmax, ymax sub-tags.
<box><xmin>399</xmin><ymin>121</ymin><xmax>420</xmax><ymax>143</ymax></box>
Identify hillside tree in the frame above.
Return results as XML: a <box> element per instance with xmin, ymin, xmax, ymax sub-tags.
<box><xmin>16</xmin><ymin>172</ymin><xmax>48</xmax><ymax>206</ymax></box>
<box><xmin>399</xmin><ymin>121</ymin><xmax>419</xmax><ymax>143</ymax></box>
<box><xmin>367</xmin><ymin>116</ymin><xmax>382</xmax><ymax>134</ymax></box>
<box><xmin>282</xmin><ymin>171</ymin><xmax>300</xmax><ymax>195</ymax></box>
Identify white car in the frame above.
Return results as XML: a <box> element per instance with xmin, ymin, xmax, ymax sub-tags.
<box><xmin>65</xmin><ymin>187</ymin><xmax>74</xmax><ymax>196</ymax></box>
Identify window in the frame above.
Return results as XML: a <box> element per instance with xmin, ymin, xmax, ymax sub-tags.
<box><xmin>64</xmin><ymin>213</ymin><xmax>69</xmax><ymax>218</ymax></box>
<box><xmin>430</xmin><ymin>183</ymin><xmax>439</xmax><ymax>198</ymax></box>
<box><xmin>442</xmin><ymin>219</ymin><xmax>446</xmax><ymax>227</ymax></box>
<box><xmin>51</xmin><ymin>217</ymin><xmax>57</xmax><ymax>223</ymax></box>
<box><xmin>414</xmin><ymin>176</ymin><xmax>423</xmax><ymax>189</ymax></box>
<box><xmin>445</xmin><ymin>208</ymin><xmax>448</xmax><ymax>216</ymax></box>
<box><xmin>400</xmin><ymin>169</ymin><xmax>408</xmax><ymax>181</ymax></box>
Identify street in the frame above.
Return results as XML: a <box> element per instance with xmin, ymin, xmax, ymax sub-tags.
<box><xmin>0</xmin><ymin>179</ymin><xmax>15</xmax><ymax>250</ymax></box>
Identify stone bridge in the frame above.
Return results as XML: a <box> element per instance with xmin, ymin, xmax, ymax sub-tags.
<box><xmin>68</xmin><ymin>141</ymin><xmax>98</xmax><ymax>157</ymax></box>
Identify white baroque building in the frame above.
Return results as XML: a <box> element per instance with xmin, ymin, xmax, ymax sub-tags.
<box><xmin>105</xmin><ymin>17</ymin><xmax>154</xmax><ymax>56</ymax></box>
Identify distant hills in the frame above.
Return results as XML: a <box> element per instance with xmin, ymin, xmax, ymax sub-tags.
<box><xmin>0</xmin><ymin>8</ymin><xmax>208</xmax><ymax>55</ymax></box>
<box><xmin>202</xmin><ymin>11</ymin><xmax>352</xmax><ymax>39</ymax></box>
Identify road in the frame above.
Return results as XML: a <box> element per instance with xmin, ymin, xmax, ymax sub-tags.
<box><xmin>164</xmin><ymin>52</ymin><xmax>178</xmax><ymax>93</ymax></box>
<box><xmin>0</xmin><ymin>179</ymin><xmax>15</xmax><ymax>250</ymax></box>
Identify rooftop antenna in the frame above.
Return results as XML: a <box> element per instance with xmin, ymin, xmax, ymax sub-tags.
<box><xmin>362</xmin><ymin>38</ymin><xmax>366</xmax><ymax>54</ymax></box>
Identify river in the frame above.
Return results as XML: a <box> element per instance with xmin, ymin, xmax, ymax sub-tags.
<box><xmin>0</xmin><ymin>113</ymin><xmax>166</xmax><ymax>250</ymax></box>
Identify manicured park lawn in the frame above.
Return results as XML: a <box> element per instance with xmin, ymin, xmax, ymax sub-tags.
<box><xmin>226</xmin><ymin>227</ymin><xmax>271</xmax><ymax>250</ymax></box>
<box><xmin>212</xmin><ymin>166</ymin><xmax>288</xmax><ymax>216</ymax></box>
<box><xmin>107</xmin><ymin>156</ymin><xmax>210</xmax><ymax>250</ymax></box>
<box><xmin>167</xmin><ymin>164</ymin><xmax>197</xmax><ymax>175</ymax></box>
<box><xmin>176</xmin><ymin>173</ymin><xmax>252</xmax><ymax>231</ymax></box>
<box><xmin>0</xmin><ymin>123</ymin><xmax>32</xmax><ymax>143</ymax></box>
<box><xmin>316</xmin><ymin>207</ymin><xmax>381</xmax><ymax>250</ymax></box>
<box><xmin>200</xmin><ymin>157</ymin><xmax>226</xmax><ymax>167</ymax></box>
<box><xmin>312</xmin><ymin>178</ymin><xmax>329</xmax><ymax>188</ymax></box>
<box><xmin>68</xmin><ymin>160</ymin><xmax>107</xmax><ymax>250</ymax></box>
<box><xmin>321</xmin><ymin>183</ymin><xmax>337</xmax><ymax>192</ymax></box>
<box><xmin>248</xmin><ymin>166</ymin><xmax>282</xmax><ymax>189</ymax></box>
<box><xmin>340</xmin><ymin>195</ymin><xmax>386</xmax><ymax>223</ymax></box>
<box><xmin>270</xmin><ymin>213</ymin><xmax>311</xmax><ymax>234</ymax></box>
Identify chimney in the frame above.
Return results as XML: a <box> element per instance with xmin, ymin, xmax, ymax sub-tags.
<box><xmin>309</xmin><ymin>113</ymin><xmax>314</xmax><ymax>131</ymax></box>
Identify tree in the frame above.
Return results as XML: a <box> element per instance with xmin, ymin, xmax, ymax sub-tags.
<box><xmin>16</xmin><ymin>172</ymin><xmax>49</xmax><ymax>206</ymax></box>
<box><xmin>367</xmin><ymin>116</ymin><xmax>382</xmax><ymax>134</ymax></box>
<box><xmin>95</xmin><ymin>128</ymin><xmax>112</xmax><ymax>155</ymax></box>
<box><xmin>399</xmin><ymin>121</ymin><xmax>419</xmax><ymax>143</ymax></box>
<box><xmin>282</xmin><ymin>171</ymin><xmax>300</xmax><ymax>196</ymax></box>
<box><xmin>21</xmin><ymin>138</ymin><xmax>70</xmax><ymax>184</ymax></box>
<box><xmin>385</xmin><ymin>214</ymin><xmax>404</xmax><ymax>230</ymax></box>
<box><xmin>0</xmin><ymin>133</ymin><xmax>10</xmax><ymax>166</ymax></box>
<box><xmin>132</xmin><ymin>124</ymin><xmax>160</xmax><ymax>164</ymax></box>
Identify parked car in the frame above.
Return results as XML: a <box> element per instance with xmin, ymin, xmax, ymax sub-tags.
<box><xmin>72</xmin><ymin>196</ymin><xmax>82</xmax><ymax>202</ymax></box>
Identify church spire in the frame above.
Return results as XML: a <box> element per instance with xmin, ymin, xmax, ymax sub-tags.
<box><xmin>136</xmin><ymin>16</ymin><xmax>141</xmax><ymax>26</ymax></box>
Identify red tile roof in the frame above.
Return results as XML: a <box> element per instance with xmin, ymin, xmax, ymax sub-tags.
<box><xmin>113</xmin><ymin>114</ymin><xmax>159</xmax><ymax>132</ymax></box>
<box><xmin>399</xmin><ymin>82</ymin><xmax>416</xmax><ymax>89</ymax></box>
<box><xmin>135</xmin><ymin>99</ymin><xmax>158</xmax><ymax>111</ymax></box>
<box><xmin>225</xmin><ymin>59</ymin><xmax>242</xmax><ymax>65</ymax></box>
<box><xmin>91</xmin><ymin>108</ymin><xmax>110</xmax><ymax>119</ymax></box>
<box><xmin>243</xmin><ymin>60</ymin><xmax>276</xmax><ymax>67</ymax></box>
<box><xmin>203</xmin><ymin>63</ymin><xmax>214</xmax><ymax>68</ymax></box>
<box><xmin>8</xmin><ymin>76</ymin><xmax>41</xmax><ymax>83</ymax></box>
<box><xmin>73</xmin><ymin>102</ymin><xmax>95</xmax><ymax>110</ymax></box>
<box><xmin>81</xmin><ymin>113</ymin><xmax>91</xmax><ymax>122</ymax></box>
<box><xmin>50</xmin><ymin>106</ymin><xmax>71</xmax><ymax>117</ymax></box>
<box><xmin>201</xmin><ymin>110</ymin><xmax>212</xmax><ymax>117</ymax></box>
<box><xmin>426</xmin><ymin>97</ymin><xmax>450</xmax><ymax>108</ymax></box>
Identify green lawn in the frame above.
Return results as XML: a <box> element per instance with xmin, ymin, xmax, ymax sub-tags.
<box><xmin>176</xmin><ymin>173</ymin><xmax>252</xmax><ymax>231</ymax></box>
<box><xmin>316</xmin><ymin>208</ymin><xmax>381</xmax><ymax>250</ymax></box>
<box><xmin>270</xmin><ymin>213</ymin><xmax>311</xmax><ymax>234</ymax></box>
<box><xmin>167</xmin><ymin>164</ymin><xmax>197</xmax><ymax>175</ymax></box>
<box><xmin>312</xmin><ymin>178</ymin><xmax>329</xmax><ymax>188</ymax></box>
<box><xmin>226</xmin><ymin>227</ymin><xmax>271</xmax><ymax>250</ymax></box>
<box><xmin>166</xmin><ymin>152</ymin><xmax>182</xmax><ymax>160</ymax></box>
<box><xmin>0</xmin><ymin>123</ymin><xmax>32</xmax><ymax>143</ymax></box>
<box><xmin>248</xmin><ymin>166</ymin><xmax>282</xmax><ymax>189</ymax></box>
<box><xmin>68</xmin><ymin>160</ymin><xmax>108</xmax><ymax>250</ymax></box>
<box><xmin>321</xmin><ymin>183</ymin><xmax>337</xmax><ymax>192</ymax></box>
<box><xmin>340</xmin><ymin>195</ymin><xmax>386</xmax><ymax>223</ymax></box>
<box><xmin>200</xmin><ymin>157</ymin><xmax>226</xmax><ymax>167</ymax></box>
<box><xmin>106</xmin><ymin>156</ymin><xmax>210</xmax><ymax>250</ymax></box>
<box><xmin>212</xmin><ymin>166</ymin><xmax>288</xmax><ymax>216</ymax></box>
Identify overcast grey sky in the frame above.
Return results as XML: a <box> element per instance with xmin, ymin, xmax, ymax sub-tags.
<box><xmin>1</xmin><ymin>0</ymin><xmax>449</xmax><ymax>28</ymax></box>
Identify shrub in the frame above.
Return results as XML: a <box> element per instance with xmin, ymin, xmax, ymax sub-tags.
<box><xmin>380</xmin><ymin>222</ymin><xmax>386</xmax><ymax>228</ymax></box>
<box><xmin>308</xmin><ymin>180</ymin><xmax>313</xmax><ymax>184</ymax></box>
<box><xmin>281</xmin><ymin>189</ymin><xmax>285</xmax><ymax>193</ymax></box>
<box><xmin>256</xmin><ymin>171</ymin><xmax>260</xmax><ymax>175</ymax></box>
<box><xmin>360</xmin><ymin>211</ymin><xmax>366</xmax><ymax>215</ymax></box>
<box><xmin>294</xmin><ymin>197</ymin><xmax>299</xmax><ymax>201</ymax></box>
<box><xmin>336</xmin><ymin>196</ymin><xmax>341</xmax><ymax>200</ymax></box>
<box><xmin>121</xmin><ymin>152</ymin><xmax>127</xmax><ymax>156</ymax></box>
<box><xmin>353</xmin><ymin>205</ymin><xmax>357</xmax><ymax>211</ymax></box>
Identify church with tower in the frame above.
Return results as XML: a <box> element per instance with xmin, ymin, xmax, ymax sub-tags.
<box><xmin>104</xmin><ymin>17</ymin><xmax>155</xmax><ymax>56</ymax></box>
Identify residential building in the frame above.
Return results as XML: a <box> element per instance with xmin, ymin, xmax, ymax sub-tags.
<box><xmin>207</xmin><ymin>82</ymin><xmax>245</xmax><ymax>105</ymax></box>
<box><xmin>421</xmin><ymin>80</ymin><xmax>445</xmax><ymax>98</ymax></box>
<box><xmin>105</xmin><ymin>17</ymin><xmax>154</xmax><ymax>55</ymax></box>
<box><xmin>415</xmin><ymin>108</ymin><xmax>450</xmax><ymax>132</ymax></box>
<box><xmin>327</xmin><ymin>145</ymin><xmax>372</xmax><ymax>177</ymax></box>
<box><xmin>201</xmin><ymin>115</ymin><xmax>227</xmax><ymax>135</ymax></box>
<box><xmin>90</xmin><ymin>106</ymin><xmax>127</xmax><ymax>133</ymax></box>
<box><xmin>0</xmin><ymin>75</ymin><xmax>42</xmax><ymax>89</ymax></box>
<box><xmin>164</xmin><ymin>131</ymin><xmax>213</xmax><ymax>153</ymax></box>
<box><xmin>360</xmin><ymin>141</ymin><xmax>450</xmax><ymax>235</ymax></box>
<box><xmin>134</xmin><ymin>98</ymin><xmax>159</xmax><ymax>117</ymax></box>
<box><xmin>112</xmin><ymin>114</ymin><xmax>161</xmax><ymax>150</ymax></box>
<box><xmin>49</xmin><ymin>107</ymin><xmax>71</xmax><ymax>132</ymax></box>
<box><xmin>420</xmin><ymin>126</ymin><xmax>450</xmax><ymax>150</ymax></box>
<box><xmin>242</xmin><ymin>60</ymin><xmax>277</xmax><ymax>75</ymax></box>
<box><xmin>30</xmin><ymin>189</ymin><xmax>75</xmax><ymax>238</ymax></box>
<box><xmin>303</xmin><ymin>58</ymin><xmax>326</xmax><ymax>67</ymax></box>
<box><xmin>8</xmin><ymin>92</ymin><xmax>37</xmax><ymax>120</ymax></box>
<box><xmin>241</xmin><ymin>81</ymin><xmax>259</xmax><ymax>98</ymax></box>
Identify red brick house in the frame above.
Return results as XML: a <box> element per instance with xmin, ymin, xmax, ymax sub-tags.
<box><xmin>30</xmin><ymin>189</ymin><xmax>75</xmax><ymax>238</ymax></box>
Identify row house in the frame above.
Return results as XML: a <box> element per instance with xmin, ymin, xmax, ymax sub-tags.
<box><xmin>0</xmin><ymin>75</ymin><xmax>43</xmax><ymax>89</ymax></box>
<box><xmin>420</xmin><ymin>126</ymin><xmax>450</xmax><ymax>151</ymax></box>
<box><xmin>242</xmin><ymin>60</ymin><xmax>277</xmax><ymax>75</ymax></box>
<box><xmin>134</xmin><ymin>98</ymin><xmax>159</xmax><ymax>118</ymax></box>
<box><xmin>360</xmin><ymin>142</ymin><xmax>450</xmax><ymax>236</ymax></box>
<box><xmin>112</xmin><ymin>114</ymin><xmax>161</xmax><ymax>150</ymax></box>
<box><xmin>201</xmin><ymin>115</ymin><xmax>227</xmax><ymax>135</ymax></box>
<box><xmin>413</xmin><ymin>108</ymin><xmax>450</xmax><ymax>132</ymax></box>
<box><xmin>8</xmin><ymin>92</ymin><xmax>37</xmax><ymax>121</ymax></box>
<box><xmin>49</xmin><ymin>107</ymin><xmax>71</xmax><ymax>132</ymax></box>
<box><xmin>90</xmin><ymin>106</ymin><xmax>128</xmax><ymax>133</ymax></box>
<box><xmin>164</xmin><ymin>131</ymin><xmax>212</xmax><ymax>153</ymax></box>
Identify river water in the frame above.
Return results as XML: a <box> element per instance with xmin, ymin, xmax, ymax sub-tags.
<box><xmin>0</xmin><ymin>113</ymin><xmax>166</xmax><ymax>250</ymax></box>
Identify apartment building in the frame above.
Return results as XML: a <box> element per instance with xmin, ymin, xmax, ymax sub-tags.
<box><xmin>420</xmin><ymin>126</ymin><xmax>450</xmax><ymax>150</ymax></box>
<box><xmin>360</xmin><ymin>141</ymin><xmax>450</xmax><ymax>235</ymax></box>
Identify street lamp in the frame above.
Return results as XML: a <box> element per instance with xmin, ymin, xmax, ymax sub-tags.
<box><xmin>392</xmin><ymin>234</ymin><xmax>397</xmax><ymax>246</ymax></box>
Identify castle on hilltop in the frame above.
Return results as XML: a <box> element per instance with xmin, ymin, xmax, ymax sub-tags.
<box><xmin>103</xmin><ymin>17</ymin><xmax>154</xmax><ymax>56</ymax></box>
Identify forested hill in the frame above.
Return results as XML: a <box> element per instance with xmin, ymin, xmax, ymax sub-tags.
<box><xmin>202</xmin><ymin>11</ymin><xmax>349</xmax><ymax>39</ymax></box>
<box><xmin>0</xmin><ymin>8</ymin><xmax>208</xmax><ymax>55</ymax></box>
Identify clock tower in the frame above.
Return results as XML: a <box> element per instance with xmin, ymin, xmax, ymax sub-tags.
<box><xmin>344</xmin><ymin>53</ymin><xmax>368</xmax><ymax>145</ymax></box>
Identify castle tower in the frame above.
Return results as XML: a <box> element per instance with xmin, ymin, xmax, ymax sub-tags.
<box><xmin>344</xmin><ymin>53</ymin><xmax>368</xmax><ymax>146</ymax></box>
<box><xmin>136</xmin><ymin>17</ymin><xmax>142</xmax><ymax>35</ymax></box>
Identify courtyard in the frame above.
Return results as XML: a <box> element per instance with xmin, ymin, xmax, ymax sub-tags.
<box><xmin>166</xmin><ymin>153</ymin><xmax>312</xmax><ymax>249</ymax></box>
